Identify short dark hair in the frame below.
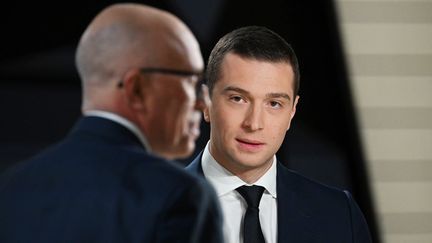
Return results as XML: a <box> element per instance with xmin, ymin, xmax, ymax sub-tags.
<box><xmin>207</xmin><ymin>26</ymin><xmax>300</xmax><ymax>97</ymax></box>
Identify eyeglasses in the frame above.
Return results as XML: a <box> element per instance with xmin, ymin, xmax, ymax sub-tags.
<box><xmin>117</xmin><ymin>67</ymin><xmax>204</xmax><ymax>97</ymax></box>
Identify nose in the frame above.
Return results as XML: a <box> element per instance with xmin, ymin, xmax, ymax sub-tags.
<box><xmin>241</xmin><ymin>103</ymin><xmax>264</xmax><ymax>131</ymax></box>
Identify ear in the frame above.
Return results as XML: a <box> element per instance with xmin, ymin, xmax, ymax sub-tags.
<box><xmin>123</xmin><ymin>69</ymin><xmax>150</xmax><ymax>112</ymax></box>
<box><xmin>290</xmin><ymin>95</ymin><xmax>299</xmax><ymax>119</ymax></box>
<box><xmin>291</xmin><ymin>95</ymin><xmax>300</xmax><ymax>119</ymax></box>
<box><xmin>201</xmin><ymin>84</ymin><xmax>211</xmax><ymax>123</ymax></box>
<box><xmin>286</xmin><ymin>95</ymin><xmax>299</xmax><ymax>131</ymax></box>
<box><xmin>203</xmin><ymin>106</ymin><xmax>210</xmax><ymax>122</ymax></box>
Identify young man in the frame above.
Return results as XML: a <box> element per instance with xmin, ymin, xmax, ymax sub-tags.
<box><xmin>0</xmin><ymin>4</ymin><xmax>222</xmax><ymax>243</ymax></box>
<box><xmin>187</xmin><ymin>26</ymin><xmax>372</xmax><ymax>243</ymax></box>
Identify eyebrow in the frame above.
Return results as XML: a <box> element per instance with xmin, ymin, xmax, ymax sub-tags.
<box><xmin>222</xmin><ymin>86</ymin><xmax>291</xmax><ymax>101</ymax></box>
<box><xmin>222</xmin><ymin>86</ymin><xmax>250</xmax><ymax>95</ymax></box>
<box><xmin>266</xmin><ymin>92</ymin><xmax>291</xmax><ymax>101</ymax></box>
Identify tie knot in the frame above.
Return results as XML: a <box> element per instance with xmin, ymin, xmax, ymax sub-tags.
<box><xmin>236</xmin><ymin>185</ymin><xmax>265</xmax><ymax>208</ymax></box>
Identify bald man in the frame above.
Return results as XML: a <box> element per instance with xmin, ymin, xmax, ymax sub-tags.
<box><xmin>0</xmin><ymin>3</ymin><xmax>223</xmax><ymax>243</ymax></box>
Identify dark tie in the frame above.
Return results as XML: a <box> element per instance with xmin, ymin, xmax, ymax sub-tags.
<box><xmin>236</xmin><ymin>185</ymin><xmax>266</xmax><ymax>243</ymax></box>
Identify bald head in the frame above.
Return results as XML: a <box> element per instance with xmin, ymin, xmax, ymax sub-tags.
<box><xmin>74</xmin><ymin>3</ymin><xmax>205</xmax><ymax>159</ymax></box>
<box><xmin>76</xmin><ymin>3</ymin><xmax>202</xmax><ymax>110</ymax></box>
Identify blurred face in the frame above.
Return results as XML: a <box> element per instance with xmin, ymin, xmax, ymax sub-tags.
<box><xmin>136</xmin><ymin>27</ymin><xmax>205</xmax><ymax>159</ymax></box>
<box><xmin>144</xmin><ymin>72</ymin><xmax>202</xmax><ymax>159</ymax></box>
<box><xmin>205</xmin><ymin>53</ymin><xmax>298</xmax><ymax>181</ymax></box>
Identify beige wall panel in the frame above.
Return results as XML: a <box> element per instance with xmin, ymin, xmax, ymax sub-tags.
<box><xmin>339</xmin><ymin>2</ymin><xmax>432</xmax><ymax>23</ymax></box>
<box><xmin>334</xmin><ymin>0</ymin><xmax>432</xmax><ymax>241</ymax></box>
<box><xmin>371</xmin><ymin>159</ymin><xmax>432</xmax><ymax>181</ymax></box>
<box><xmin>384</xmin><ymin>233</ymin><xmax>432</xmax><ymax>243</ymax></box>
<box><xmin>359</xmin><ymin>108</ymin><xmax>432</xmax><ymax>129</ymax></box>
<box><xmin>351</xmin><ymin>76</ymin><xmax>432</xmax><ymax>108</ymax></box>
<box><xmin>382</xmin><ymin>212</ymin><xmax>432</xmax><ymax>233</ymax></box>
<box><xmin>374</xmin><ymin>182</ymin><xmax>432</xmax><ymax>213</ymax></box>
<box><xmin>362</xmin><ymin>129</ymin><xmax>432</xmax><ymax>160</ymax></box>
<box><xmin>341</xmin><ymin>24</ymin><xmax>432</xmax><ymax>54</ymax></box>
<box><xmin>339</xmin><ymin>0</ymin><xmax>432</xmax><ymax>3</ymax></box>
<box><xmin>349</xmin><ymin>54</ymin><xmax>432</xmax><ymax>76</ymax></box>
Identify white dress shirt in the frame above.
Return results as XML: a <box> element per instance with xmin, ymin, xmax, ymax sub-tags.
<box><xmin>83</xmin><ymin>110</ymin><xmax>152</xmax><ymax>153</ymax></box>
<box><xmin>201</xmin><ymin>142</ymin><xmax>277</xmax><ymax>243</ymax></box>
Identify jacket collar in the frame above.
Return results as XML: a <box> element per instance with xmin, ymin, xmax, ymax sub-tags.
<box><xmin>69</xmin><ymin>116</ymin><xmax>145</xmax><ymax>151</ymax></box>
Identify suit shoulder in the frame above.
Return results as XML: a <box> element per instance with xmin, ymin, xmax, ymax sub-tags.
<box><xmin>115</xmin><ymin>150</ymin><xmax>212</xmax><ymax>195</ymax></box>
<box><xmin>278</xmin><ymin>163</ymin><xmax>349</xmax><ymax>201</ymax></box>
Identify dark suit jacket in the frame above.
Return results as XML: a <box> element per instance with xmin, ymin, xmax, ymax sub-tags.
<box><xmin>186</xmin><ymin>151</ymin><xmax>372</xmax><ymax>243</ymax></box>
<box><xmin>0</xmin><ymin>117</ymin><xmax>223</xmax><ymax>243</ymax></box>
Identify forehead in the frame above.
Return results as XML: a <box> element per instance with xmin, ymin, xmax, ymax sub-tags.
<box><xmin>150</xmin><ymin>28</ymin><xmax>204</xmax><ymax>72</ymax></box>
<box><xmin>217</xmin><ymin>53</ymin><xmax>295</xmax><ymax>96</ymax></box>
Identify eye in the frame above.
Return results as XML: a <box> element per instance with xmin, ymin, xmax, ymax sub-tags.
<box><xmin>229</xmin><ymin>95</ymin><xmax>245</xmax><ymax>103</ymax></box>
<box><xmin>269</xmin><ymin>100</ymin><xmax>282</xmax><ymax>108</ymax></box>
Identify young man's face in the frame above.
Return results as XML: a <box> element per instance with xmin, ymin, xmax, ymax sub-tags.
<box><xmin>205</xmin><ymin>53</ymin><xmax>299</xmax><ymax>180</ymax></box>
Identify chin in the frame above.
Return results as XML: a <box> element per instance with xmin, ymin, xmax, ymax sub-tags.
<box><xmin>235</xmin><ymin>155</ymin><xmax>271</xmax><ymax>169</ymax></box>
<box><xmin>174</xmin><ymin>144</ymin><xmax>195</xmax><ymax>159</ymax></box>
<box><xmin>239</xmin><ymin>161</ymin><xmax>268</xmax><ymax>170</ymax></box>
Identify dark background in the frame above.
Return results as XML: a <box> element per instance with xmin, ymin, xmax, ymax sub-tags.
<box><xmin>0</xmin><ymin>0</ymin><xmax>380</xmax><ymax>241</ymax></box>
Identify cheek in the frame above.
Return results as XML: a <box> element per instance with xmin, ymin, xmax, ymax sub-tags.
<box><xmin>268</xmin><ymin>118</ymin><xmax>291</xmax><ymax>138</ymax></box>
<box><xmin>180</xmin><ymin>81</ymin><xmax>197</xmax><ymax>105</ymax></box>
<box><xmin>210</xmin><ymin>104</ymin><xmax>237</xmax><ymax>129</ymax></box>
<box><xmin>170</xmin><ymin>89</ymin><xmax>193</xmax><ymax>115</ymax></box>
<box><xmin>160</xmin><ymin>99</ymin><xmax>190</xmax><ymax>136</ymax></box>
<box><xmin>171</xmin><ymin>103</ymin><xmax>190</xmax><ymax>131</ymax></box>
<box><xmin>213</xmin><ymin>110</ymin><xmax>244</xmax><ymax>143</ymax></box>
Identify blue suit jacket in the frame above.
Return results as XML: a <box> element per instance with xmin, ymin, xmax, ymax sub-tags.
<box><xmin>186</xmin><ymin>151</ymin><xmax>372</xmax><ymax>243</ymax></box>
<box><xmin>0</xmin><ymin>117</ymin><xmax>223</xmax><ymax>243</ymax></box>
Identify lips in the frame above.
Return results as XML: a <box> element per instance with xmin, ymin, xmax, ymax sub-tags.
<box><xmin>235</xmin><ymin>138</ymin><xmax>265</xmax><ymax>152</ymax></box>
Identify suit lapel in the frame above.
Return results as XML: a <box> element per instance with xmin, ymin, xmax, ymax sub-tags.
<box><xmin>277</xmin><ymin>162</ymin><xmax>315</xmax><ymax>242</ymax></box>
<box><xmin>185</xmin><ymin>151</ymin><xmax>205</xmax><ymax>176</ymax></box>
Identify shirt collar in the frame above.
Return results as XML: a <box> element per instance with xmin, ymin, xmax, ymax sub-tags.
<box><xmin>83</xmin><ymin>110</ymin><xmax>152</xmax><ymax>153</ymax></box>
<box><xmin>201</xmin><ymin>141</ymin><xmax>277</xmax><ymax>198</ymax></box>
